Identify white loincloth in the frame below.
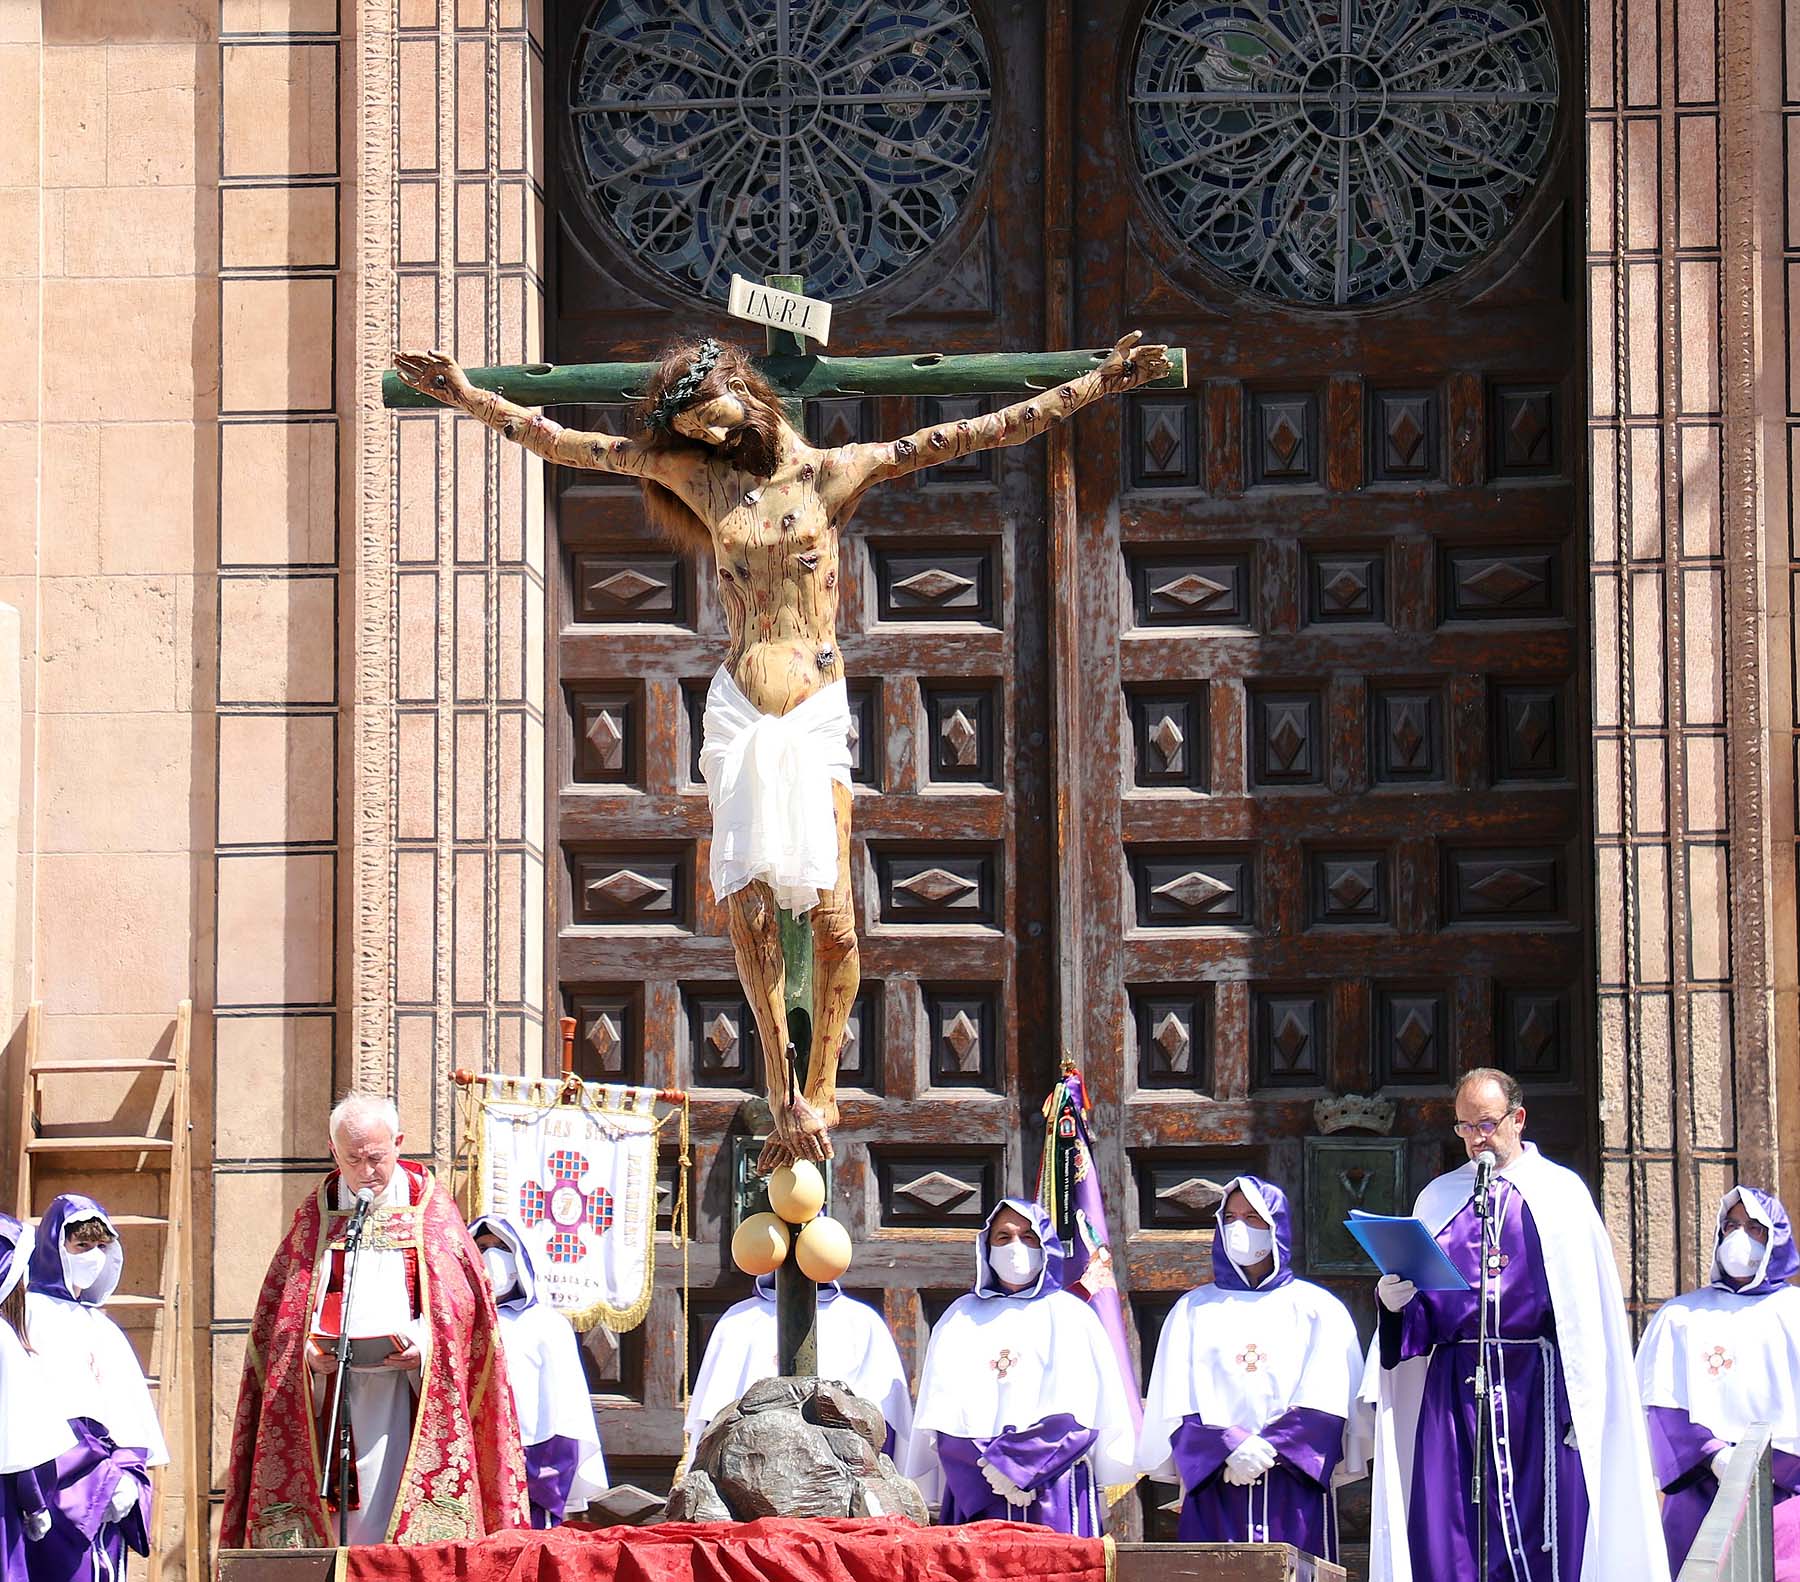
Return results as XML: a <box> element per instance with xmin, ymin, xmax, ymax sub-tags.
<box><xmin>698</xmin><ymin>665</ymin><xmax>852</xmax><ymax>916</ymax></box>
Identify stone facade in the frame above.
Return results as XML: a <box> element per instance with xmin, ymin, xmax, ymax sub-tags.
<box><xmin>0</xmin><ymin>0</ymin><xmax>1794</xmax><ymax>1571</ymax></box>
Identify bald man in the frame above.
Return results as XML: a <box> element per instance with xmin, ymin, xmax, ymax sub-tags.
<box><xmin>220</xmin><ymin>1092</ymin><xmax>528</xmax><ymax>1548</ymax></box>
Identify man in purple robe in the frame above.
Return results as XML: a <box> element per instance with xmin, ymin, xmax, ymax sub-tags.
<box><xmin>1637</xmin><ymin>1186</ymin><xmax>1800</xmax><ymax>1571</ymax></box>
<box><xmin>21</xmin><ymin>1197</ymin><xmax>164</xmax><ymax>1582</ymax></box>
<box><xmin>1137</xmin><ymin>1176</ymin><xmax>1364</xmax><ymax>1557</ymax></box>
<box><xmin>904</xmin><ymin>1199</ymin><xmax>1136</xmax><ymax>1535</ymax></box>
<box><xmin>1367</xmin><ymin>1069</ymin><xmax>1668</xmax><ymax>1582</ymax></box>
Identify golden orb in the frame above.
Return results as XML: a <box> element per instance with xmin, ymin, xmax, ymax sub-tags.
<box><xmin>731</xmin><ymin>1211</ymin><xmax>790</xmax><ymax>1276</ymax></box>
<box><xmin>793</xmin><ymin>1214</ymin><xmax>852</xmax><ymax>1282</ymax></box>
<box><xmin>767</xmin><ymin>1160</ymin><xmax>826</xmax><ymax>1224</ymax></box>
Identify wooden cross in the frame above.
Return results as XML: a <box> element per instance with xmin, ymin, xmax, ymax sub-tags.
<box><xmin>380</xmin><ymin>309</ymin><xmax>1189</xmax><ymax>415</ymax></box>
<box><xmin>384</xmin><ymin>282</ymin><xmax>1188</xmax><ymax>1383</ymax></box>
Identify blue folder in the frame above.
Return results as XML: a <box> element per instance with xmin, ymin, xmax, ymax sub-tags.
<box><xmin>1344</xmin><ymin>1210</ymin><xmax>1471</xmax><ymax>1291</ymax></box>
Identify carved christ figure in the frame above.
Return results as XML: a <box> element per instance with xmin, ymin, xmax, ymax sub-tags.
<box><xmin>394</xmin><ymin>332</ymin><xmax>1171</xmax><ymax>1169</ymax></box>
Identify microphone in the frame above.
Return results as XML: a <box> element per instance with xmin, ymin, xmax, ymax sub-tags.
<box><xmin>348</xmin><ymin>1184</ymin><xmax>375</xmax><ymax>1236</ymax></box>
<box><xmin>1475</xmin><ymin>1149</ymin><xmax>1497</xmax><ymax>1193</ymax></box>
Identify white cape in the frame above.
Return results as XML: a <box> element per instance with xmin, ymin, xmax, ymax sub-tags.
<box><xmin>1362</xmin><ymin>1143</ymin><xmax>1669</xmax><ymax>1582</ymax></box>
<box><xmin>0</xmin><ymin>1321</ymin><xmax>77</xmax><ymax>1474</ymax></box>
<box><xmin>905</xmin><ymin>1288</ymin><xmax>1137</xmax><ymax>1503</ymax></box>
<box><xmin>498</xmin><ymin>1301</ymin><xmax>609</xmax><ymax>1513</ymax></box>
<box><xmin>698</xmin><ymin>665</ymin><xmax>851</xmax><ymax>915</ymax></box>
<box><xmin>25</xmin><ymin>1292</ymin><xmax>170</xmax><ymax>1466</ymax></box>
<box><xmin>1637</xmin><ymin>1282</ymin><xmax>1800</xmax><ymax>1460</ymax></box>
<box><xmin>685</xmin><ymin>1283</ymin><xmax>914</xmax><ymax>1464</ymax></box>
<box><xmin>1138</xmin><ymin>1277</ymin><xmax>1368</xmax><ymax>1483</ymax></box>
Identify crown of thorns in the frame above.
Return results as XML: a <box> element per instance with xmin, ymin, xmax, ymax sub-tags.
<box><xmin>647</xmin><ymin>338</ymin><xmax>723</xmax><ymax>431</ymax></box>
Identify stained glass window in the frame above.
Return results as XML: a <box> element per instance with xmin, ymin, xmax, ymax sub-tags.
<box><xmin>1129</xmin><ymin>0</ymin><xmax>1560</xmax><ymax>307</ymax></box>
<box><xmin>569</xmin><ymin>0</ymin><xmax>993</xmax><ymax>303</ymax></box>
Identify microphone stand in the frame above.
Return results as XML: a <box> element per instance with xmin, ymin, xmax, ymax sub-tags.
<box><xmin>1470</xmin><ymin>1155</ymin><xmax>1496</xmax><ymax>1582</ymax></box>
<box><xmin>324</xmin><ymin>1190</ymin><xmax>374</xmax><ymax>1548</ymax></box>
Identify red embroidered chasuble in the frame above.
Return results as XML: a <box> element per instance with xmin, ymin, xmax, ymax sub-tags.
<box><xmin>220</xmin><ymin>1161</ymin><xmax>529</xmax><ymax>1548</ymax></box>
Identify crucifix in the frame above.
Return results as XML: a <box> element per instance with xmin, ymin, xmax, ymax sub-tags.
<box><xmin>388</xmin><ymin>280</ymin><xmax>1186</xmax><ymax>1191</ymax></box>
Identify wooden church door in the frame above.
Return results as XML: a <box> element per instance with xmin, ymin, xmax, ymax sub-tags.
<box><xmin>542</xmin><ymin>0</ymin><xmax>1592</xmax><ymax>1514</ymax></box>
<box><xmin>545</xmin><ymin>0</ymin><xmax>1067</xmax><ymax>1489</ymax></box>
<box><xmin>1066</xmin><ymin>0</ymin><xmax>1592</xmax><ymax>1535</ymax></box>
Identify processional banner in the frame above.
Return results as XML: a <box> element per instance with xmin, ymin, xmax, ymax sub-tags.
<box><xmin>464</xmin><ymin>1077</ymin><xmax>680</xmax><ymax>1333</ymax></box>
<box><xmin>1038</xmin><ymin>1065</ymin><xmax>1142</xmax><ymax>1489</ymax></box>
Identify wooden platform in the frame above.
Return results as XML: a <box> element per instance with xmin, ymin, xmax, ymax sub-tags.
<box><xmin>217</xmin><ymin>1540</ymin><xmax>1343</xmax><ymax>1582</ymax></box>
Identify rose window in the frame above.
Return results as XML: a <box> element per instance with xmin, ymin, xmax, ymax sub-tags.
<box><xmin>1129</xmin><ymin>0</ymin><xmax>1561</xmax><ymax>306</ymax></box>
<box><xmin>569</xmin><ymin>0</ymin><xmax>993</xmax><ymax>303</ymax></box>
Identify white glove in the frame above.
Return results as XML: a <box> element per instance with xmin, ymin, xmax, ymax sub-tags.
<box><xmin>1711</xmin><ymin>1446</ymin><xmax>1735</xmax><ymax>1482</ymax></box>
<box><xmin>23</xmin><ymin>1510</ymin><xmax>50</xmax><ymax>1543</ymax></box>
<box><xmin>1222</xmin><ymin>1434</ymin><xmax>1278</xmax><ymax>1486</ymax></box>
<box><xmin>106</xmin><ymin>1481</ymin><xmax>138</xmax><ymax>1523</ymax></box>
<box><xmin>979</xmin><ymin>1460</ymin><xmax>1033</xmax><ymax>1507</ymax></box>
<box><xmin>1377</xmin><ymin>1274</ymin><xmax>1418</xmax><ymax>1312</ymax></box>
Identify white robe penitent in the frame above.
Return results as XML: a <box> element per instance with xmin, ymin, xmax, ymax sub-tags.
<box><xmin>313</xmin><ymin>1173</ymin><xmax>429</xmax><ymax>1545</ymax></box>
<box><xmin>1637</xmin><ymin>1255</ymin><xmax>1800</xmax><ymax>1465</ymax></box>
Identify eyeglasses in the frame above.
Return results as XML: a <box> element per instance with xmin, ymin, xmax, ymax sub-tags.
<box><xmin>1451</xmin><ymin>1115</ymin><xmax>1513</xmax><ymax>1140</ymax></box>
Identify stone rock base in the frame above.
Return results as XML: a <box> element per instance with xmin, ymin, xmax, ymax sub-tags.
<box><xmin>663</xmin><ymin>1376</ymin><xmax>927</xmax><ymax>1525</ymax></box>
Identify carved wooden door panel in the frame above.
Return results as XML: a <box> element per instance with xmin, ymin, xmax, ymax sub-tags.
<box><xmin>1066</xmin><ymin>0</ymin><xmax>1593</xmax><ymax>1531</ymax></box>
<box><xmin>546</xmin><ymin>0</ymin><xmax>1055</xmax><ymax>1490</ymax></box>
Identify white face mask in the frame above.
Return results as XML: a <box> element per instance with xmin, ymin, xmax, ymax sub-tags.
<box><xmin>1717</xmin><ymin>1227</ymin><xmax>1765</xmax><ymax>1281</ymax></box>
<box><xmin>482</xmin><ymin>1246</ymin><xmax>518</xmax><ymax>1294</ymax></box>
<box><xmin>65</xmin><ymin>1246</ymin><xmax>108</xmax><ymax>1292</ymax></box>
<box><xmin>1222</xmin><ymin>1220</ymin><xmax>1275</xmax><ymax>1267</ymax></box>
<box><xmin>988</xmin><ymin>1239</ymin><xmax>1045</xmax><ymax>1288</ymax></box>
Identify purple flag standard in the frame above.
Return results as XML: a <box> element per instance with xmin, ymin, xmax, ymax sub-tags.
<box><xmin>1037</xmin><ymin>1067</ymin><xmax>1141</xmax><ymax>1437</ymax></box>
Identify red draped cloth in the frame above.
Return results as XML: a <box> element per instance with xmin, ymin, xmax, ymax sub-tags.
<box><xmin>345</xmin><ymin>1519</ymin><xmax>1107</xmax><ymax>1582</ymax></box>
<box><xmin>220</xmin><ymin>1161</ymin><xmax>530</xmax><ymax>1548</ymax></box>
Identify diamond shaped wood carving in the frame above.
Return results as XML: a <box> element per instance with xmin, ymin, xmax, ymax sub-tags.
<box><xmin>585</xmin><ymin>868</ymin><xmax>667</xmax><ymax>909</ymax></box>
<box><xmin>1156</xmin><ymin>572</ymin><xmax>1229</xmax><ymax>608</ymax></box>
<box><xmin>894</xmin><ymin>567</ymin><xmax>975</xmax><ymax>603</ymax></box>
<box><xmin>894</xmin><ymin>1169</ymin><xmax>979</xmax><ymax>1211</ymax></box>
<box><xmin>1152</xmin><ymin>870</ymin><xmax>1233</xmax><ymax>910</ymax></box>
<box><xmin>895</xmin><ymin>867</ymin><xmax>977</xmax><ymax>905</ymax></box>
<box><xmin>1149</xmin><ymin>714</ymin><xmax>1185</xmax><ymax>765</ymax></box>
<box><xmin>943</xmin><ymin>708</ymin><xmax>979</xmax><ymax>767</ymax></box>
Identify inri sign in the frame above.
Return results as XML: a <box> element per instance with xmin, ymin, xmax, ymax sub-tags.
<box><xmin>728</xmin><ymin>275</ymin><xmax>832</xmax><ymax>346</ymax></box>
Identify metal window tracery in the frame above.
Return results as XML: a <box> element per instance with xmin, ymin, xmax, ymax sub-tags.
<box><xmin>1129</xmin><ymin>0</ymin><xmax>1561</xmax><ymax>307</ymax></box>
<box><xmin>569</xmin><ymin>0</ymin><xmax>993</xmax><ymax>304</ymax></box>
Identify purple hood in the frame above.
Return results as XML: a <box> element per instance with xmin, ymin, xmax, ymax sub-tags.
<box><xmin>1710</xmin><ymin>1186</ymin><xmax>1797</xmax><ymax>1295</ymax></box>
<box><xmin>1211</xmin><ymin>1174</ymin><xmax>1296</xmax><ymax>1292</ymax></box>
<box><xmin>0</xmin><ymin>1212</ymin><xmax>30</xmax><ymax>1306</ymax></box>
<box><xmin>974</xmin><ymin>1196</ymin><xmax>1066</xmax><ymax>1300</ymax></box>
<box><xmin>468</xmin><ymin>1212</ymin><xmax>543</xmax><ymax>1312</ymax></box>
<box><xmin>27</xmin><ymin>1193</ymin><xmax>121</xmax><ymax>1304</ymax></box>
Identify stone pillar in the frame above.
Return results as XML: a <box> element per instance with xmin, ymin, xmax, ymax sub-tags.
<box><xmin>1586</xmin><ymin>0</ymin><xmax>1791</xmax><ymax>1319</ymax></box>
<box><xmin>350</xmin><ymin>0</ymin><xmax>549</xmax><ymax>1155</ymax></box>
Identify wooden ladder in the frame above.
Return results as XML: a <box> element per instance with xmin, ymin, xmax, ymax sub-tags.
<box><xmin>13</xmin><ymin>1000</ymin><xmax>202</xmax><ymax>1582</ymax></box>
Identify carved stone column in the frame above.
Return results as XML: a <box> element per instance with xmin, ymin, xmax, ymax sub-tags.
<box><xmin>1585</xmin><ymin>0</ymin><xmax>1790</xmax><ymax>1320</ymax></box>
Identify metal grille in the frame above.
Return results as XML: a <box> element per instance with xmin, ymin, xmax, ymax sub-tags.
<box><xmin>569</xmin><ymin>0</ymin><xmax>993</xmax><ymax>302</ymax></box>
<box><xmin>1128</xmin><ymin>0</ymin><xmax>1560</xmax><ymax>306</ymax></box>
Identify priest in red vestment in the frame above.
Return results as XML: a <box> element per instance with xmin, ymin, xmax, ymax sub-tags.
<box><xmin>219</xmin><ymin>1092</ymin><xmax>528</xmax><ymax>1548</ymax></box>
